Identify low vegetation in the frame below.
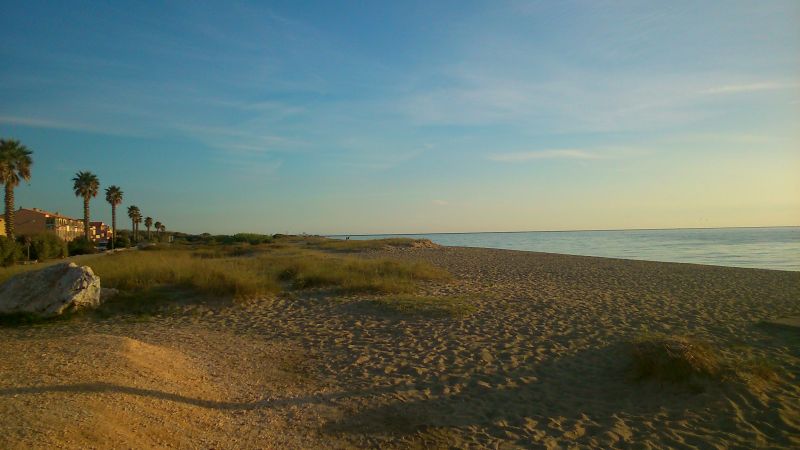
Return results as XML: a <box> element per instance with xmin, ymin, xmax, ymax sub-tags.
<box><xmin>630</xmin><ymin>333</ymin><xmax>722</xmax><ymax>383</ymax></box>
<box><xmin>81</xmin><ymin>242</ymin><xmax>448</xmax><ymax>299</ymax></box>
<box><xmin>86</xmin><ymin>249</ymin><xmax>281</xmax><ymax>297</ymax></box>
<box><xmin>309</xmin><ymin>237</ymin><xmax>438</xmax><ymax>252</ymax></box>
<box><xmin>0</xmin><ymin>235</ymin><xmax>452</xmax><ymax>324</ymax></box>
<box><xmin>630</xmin><ymin>333</ymin><xmax>780</xmax><ymax>390</ymax></box>
<box><xmin>29</xmin><ymin>233</ymin><xmax>68</xmax><ymax>260</ymax></box>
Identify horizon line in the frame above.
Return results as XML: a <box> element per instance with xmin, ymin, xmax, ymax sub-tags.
<box><xmin>325</xmin><ymin>224</ymin><xmax>800</xmax><ymax>237</ymax></box>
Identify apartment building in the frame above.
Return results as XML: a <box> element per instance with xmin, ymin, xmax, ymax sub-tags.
<box><xmin>90</xmin><ymin>221</ymin><xmax>113</xmax><ymax>242</ymax></box>
<box><xmin>16</xmin><ymin>208</ymin><xmax>84</xmax><ymax>241</ymax></box>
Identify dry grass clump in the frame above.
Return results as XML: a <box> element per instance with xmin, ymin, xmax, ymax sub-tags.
<box><xmin>86</xmin><ymin>250</ymin><xmax>280</xmax><ymax>298</ymax></box>
<box><xmin>365</xmin><ymin>295</ymin><xmax>476</xmax><ymax>317</ymax></box>
<box><xmin>266</xmin><ymin>251</ymin><xmax>449</xmax><ymax>294</ymax></box>
<box><xmin>629</xmin><ymin>333</ymin><xmax>782</xmax><ymax>391</ymax></box>
<box><xmin>630</xmin><ymin>333</ymin><xmax>723</xmax><ymax>383</ymax></box>
<box><xmin>310</xmin><ymin>237</ymin><xmax>438</xmax><ymax>252</ymax></box>
<box><xmin>80</xmin><ymin>246</ymin><xmax>448</xmax><ymax>298</ymax></box>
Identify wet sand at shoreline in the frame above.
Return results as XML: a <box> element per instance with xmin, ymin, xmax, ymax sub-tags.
<box><xmin>1</xmin><ymin>246</ymin><xmax>798</xmax><ymax>448</ymax></box>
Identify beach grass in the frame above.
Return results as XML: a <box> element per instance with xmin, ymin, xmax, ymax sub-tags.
<box><xmin>630</xmin><ymin>333</ymin><xmax>782</xmax><ymax>390</ymax></box>
<box><xmin>630</xmin><ymin>333</ymin><xmax>722</xmax><ymax>383</ymax></box>
<box><xmin>308</xmin><ymin>237</ymin><xmax>437</xmax><ymax>252</ymax></box>
<box><xmin>0</xmin><ymin>242</ymin><xmax>450</xmax><ymax>302</ymax></box>
<box><xmin>274</xmin><ymin>252</ymin><xmax>448</xmax><ymax>293</ymax></box>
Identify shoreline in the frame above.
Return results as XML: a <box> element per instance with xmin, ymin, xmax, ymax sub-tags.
<box><xmin>427</xmin><ymin>244</ymin><xmax>800</xmax><ymax>273</ymax></box>
<box><xmin>327</xmin><ymin>224</ymin><xmax>800</xmax><ymax>237</ymax></box>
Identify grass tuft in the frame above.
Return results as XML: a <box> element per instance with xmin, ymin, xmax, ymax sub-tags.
<box><xmin>629</xmin><ymin>333</ymin><xmax>784</xmax><ymax>392</ymax></box>
<box><xmin>630</xmin><ymin>333</ymin><xmax>722</xmax><ymax>383</ymax></box>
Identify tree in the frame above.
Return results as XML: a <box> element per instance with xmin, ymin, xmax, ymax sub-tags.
<box><xmin>0</xmin><ymin>139</ymin><xmax>33</xmax><ymax>239</ymax></box>
<box><xmin>72</xmin><ymin>171</ymin><xmax>99</xmax><ymax>240</ymax></box>
<box><xmin>127</xmin><ymin>205</ymin><xmax>140</xmax><ymax>243</ymax></box>
<box><xmin>134</xmin><ymin>213</ymin><xmax>142</xmax><ymax>242</ymax></box>
<box><xmin>144</xmin><ymin>216</ymin><xmax>153</xmax><ymax>240</ymax></box>
<box><xmin>105</xmin><ymin>185</ymin><xmax>123</xmax><ymax>250</ymax></box>
<box><xmin>154</xmin><ymin>221</ymin><xmax>162</xmax><ymax>240</ymax></box>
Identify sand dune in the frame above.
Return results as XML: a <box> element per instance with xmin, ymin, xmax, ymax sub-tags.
<box><xmin>1</xmin><ymin>247</ymin><xmax>798</xmax><ymax>448</ymax></box>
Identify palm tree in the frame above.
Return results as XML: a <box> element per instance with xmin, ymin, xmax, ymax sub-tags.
<box><xmin>154</xmin><ymin>221</ymin><xmax>162</xmax><ymax>240</ymax></box>
<box><xmin>144</xmin><ymin>216</ymin><xmax>153</xmax><ymax>240</ymax></box>
<box><xmin>105</xmin><ymin>185</ymin><xmax>123</xmax><ymax>250</ymax></box>
<box><xmin>0</xmin><ymin>139</ymin><xmax>33</xmax><ymax>239</ymax></box>
<box><xmin>134</xmin><ymin>212</ymin><xmax>142</xmax><ymax>241</ymax></box>
<box><xmin>127</xmin><ymin>205</ymin><xmax>140</xmax><ymax>243</ymax></box>
<box><xmin>72</xmin><ymin>171</ymin><xmax>100</xmax><ymax>240</ymax></box>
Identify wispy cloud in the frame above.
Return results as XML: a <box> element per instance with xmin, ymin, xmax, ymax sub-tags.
<box><xmin>488</xmin><ymin>149</ymin><xmax>605</xmax><ymax>162</ymax></box>
<box><xmin>488</xmin><ymin>147</ymin><xmax>652</xmax><ymax>162</ymax></box>
<box><xmin>432</xmin><ymin>199</ymin><xmax>449</xmax><ymax>206</ymax></box>
<box><xmin>701</xmin><ymin>81</ymin><xmax>800</xmax><ymax>95</ymax></box>
<box><xmin>0</xmin><ymin>115</ymin><xmax>141</xmax><ymax>137</ymax></box>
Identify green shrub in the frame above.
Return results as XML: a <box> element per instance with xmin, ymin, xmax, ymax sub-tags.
<box><xmin>113</xmin><ymin>234</ymin><xmax>130</xmax><ymax>249</ymax></box>
<box><xmin>232</xmin><ymin>233</ymin><xmax>273</xmax><ymax>245</ymax></box>
<box><xmin>68</xmin><ymin>237</ymin><xmax>97</xmax><ymax>256</ymax></box>
<box><xmin>0</xmin><ymin>237</ymin><xmax>21</xmax><ymax>266</ymax></box>
<box><xmin>28</xmin><ymin>233</ymin><xmax>68</xmax><ymax>260</ymax></box>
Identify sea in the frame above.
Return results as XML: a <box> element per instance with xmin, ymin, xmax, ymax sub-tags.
<box><xmin>330</xmin><ymin>227</ymin><xmax>800</xmax><ymax>272</ymax></box>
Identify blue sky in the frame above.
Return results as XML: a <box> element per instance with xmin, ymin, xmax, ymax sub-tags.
<box><xmin>1</xmin><ymin>0</ymin><xmax>798</xmax><ymax>234</ymax></box>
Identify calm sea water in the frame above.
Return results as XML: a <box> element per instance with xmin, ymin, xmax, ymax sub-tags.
<box><xmin>331</xmin><ymin>227</ymin><xmax>800</xmax><ymax>272</ymax></box>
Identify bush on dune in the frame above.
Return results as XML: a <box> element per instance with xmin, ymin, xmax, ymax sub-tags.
<box><xmin>68</xmin><ymin>237</ymin><xmax>97</xmax><ymax>256</ymax></box>
<box><xmin>0</xmin><ymin>237</ymin><xmax>22</xmax><ymax>266</ymax></box>
<box><xmin>29</xmin><ymin>233</ymin><xmax>68</xmax><ymax>260</ymax></box>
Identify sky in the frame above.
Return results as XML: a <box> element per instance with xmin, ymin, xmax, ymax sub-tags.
<box><xmin>1</xmin><ymin>0</ymin><xmax>798</xmax><ymax>235</ymax></box>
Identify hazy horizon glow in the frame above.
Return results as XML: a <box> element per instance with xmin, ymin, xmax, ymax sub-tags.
<box><xmin>1</xmin><ymin>1</ymin><xmax>798</xmax><ymax>235</ymax></box>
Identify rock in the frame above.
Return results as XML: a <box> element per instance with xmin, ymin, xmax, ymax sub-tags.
<box><xmin>0</xmin><ymin>262</ymin><xmax>102</xmax><ymax>318</ymax></box>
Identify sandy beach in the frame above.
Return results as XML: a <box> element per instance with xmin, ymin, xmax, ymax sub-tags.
<box><xmin>1</xmin><ymin>246</ymin><xmax>798</xmax><ymax>448</ymax></box>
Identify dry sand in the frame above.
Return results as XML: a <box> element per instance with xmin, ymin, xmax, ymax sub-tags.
<box><xmin>1</xmin><ymin>246</ymin><xmax>799</xmax><ymax>448</ymax></box>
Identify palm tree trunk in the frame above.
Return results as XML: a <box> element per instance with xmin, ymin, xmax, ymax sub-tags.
<box><xmin>83</xmin><ymin>197</ymin><xmax>90</xmax><ymax>240</ymax></box>
<box><xmin>4</xmin><ymin>183</ymin><xmax>14</xmax><ymax>239</ymax></box>
<box><xmin>131</xmin><ymin>219</ymin><xmax>136</xmax><ymax>243</ymax></box>
<box><xmin>111</xmin><ymin>205</ymin><xmax>116</xmax><ymax>250</ymax></box>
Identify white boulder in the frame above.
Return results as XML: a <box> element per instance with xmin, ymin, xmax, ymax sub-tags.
<box><xmin>0</xmin><ymin>262</ymin><xmax>102</xmax><ymax>318</ymax></box>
